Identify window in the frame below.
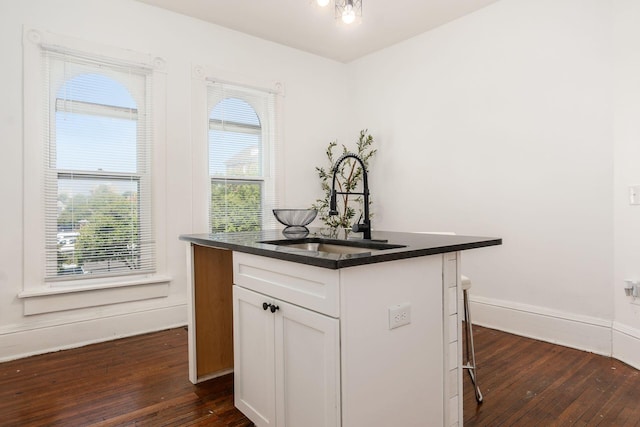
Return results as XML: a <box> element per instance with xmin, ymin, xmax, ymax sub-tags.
<box><xmin>42</xmin><ymin>50</ymin><xmax>155</xmax><ymax>281</ymax></box>
<box><xmin>207</xmin><ymin>82</ymin><xmax>278</xmax><ymax>232</ymax></box>
<box><xmin>21</xmin><ymin>29</ymin><xmax>168</xmax><ymax>313</ymax></box>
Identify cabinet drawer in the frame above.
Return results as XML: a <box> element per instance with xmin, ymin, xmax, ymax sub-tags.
<box><xmin>233</xmin><ymin>252</ymin><xmax>340</xmax><ymax>317</ymax></box>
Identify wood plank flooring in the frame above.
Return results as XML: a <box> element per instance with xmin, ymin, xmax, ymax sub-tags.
<box><xmin>464</xmin><ymin>325</ymin><xmax>640</xmax><ymax>426</ymax></box>
<box><xmin>0</xmin><ymin>325</ymin><xmax>638</xmax><ymax>426</ymax></box>
<box><xmin>0</xmin><ymin>328</ymin><xmax>251</xmax><ymax>426</ymax></box>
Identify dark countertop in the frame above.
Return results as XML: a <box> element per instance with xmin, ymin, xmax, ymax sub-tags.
<box><xmin>180</xmin><ymin>228</ymin><xmax>501</xmax><ymax>270</ymax></box>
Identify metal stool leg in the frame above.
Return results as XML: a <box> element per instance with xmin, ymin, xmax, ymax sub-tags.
<box><xmin>463</xmin><ymin>287</ymin><xmax>483</xmax><ymax>403</ymax></box>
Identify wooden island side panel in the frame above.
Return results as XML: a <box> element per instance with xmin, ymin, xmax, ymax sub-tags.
<box><xmin>193</xmin><ymin>245</ymin><xmax>234</xmax><ymax>378</ymax></box>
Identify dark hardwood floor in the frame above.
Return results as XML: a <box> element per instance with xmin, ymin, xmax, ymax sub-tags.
<box><xmin>0</xmin><ymin>325</ymin><xmax>638</xmax><ymax>426</ymax></box>
<box><xmin>464</xmin><ymin>325</ymin><xmax>640</xmax><ymax>426</ymax></box>
<box><xmin>0</xmin><ymin>328</ymin><xmax>251</xmax><ymax>426</ymax></box>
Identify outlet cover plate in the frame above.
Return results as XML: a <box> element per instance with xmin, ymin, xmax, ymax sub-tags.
<box><xmin>389</xmin><ymin>303</ymin><xmax>411</xmax><ymax>329</ymax></box>
<box><xmin>629</xmin><ymin>186</ymin><xmax>640</xmax><ymax>205</ymax></box>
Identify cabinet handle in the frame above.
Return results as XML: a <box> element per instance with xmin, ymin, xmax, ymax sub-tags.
<box><xmin>261</xmin><ymin>302</ymin><xmax>279</xmax><ymax>313</ymax></box>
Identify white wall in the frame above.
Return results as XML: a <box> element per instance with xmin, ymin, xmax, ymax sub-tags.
<box><xmin>348</xmin><ymin>0</ymin><xmax>617</xmax><ymax>356</ymax></box>
<box><xmin>3</xmin><ymin>0</ymin><xmax>640</xmax><ymax>369</ymax></box>
<box><xmin>612</xmin><ymin>0</ymin><xmax>640</xmax><ymax>368</ymax></box>
<box><xmin>0</xmin><ymin>0</ymin><xmax>348</xmax><ymax>360</ymax></box>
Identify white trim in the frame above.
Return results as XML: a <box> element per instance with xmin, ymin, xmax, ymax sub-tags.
<box><xmin>469</xmin><ymin>295</ymin><xmax>613</xmax><ymax>356</ymax></box>
<box><xmin>0</xmin><ymin>305</ymin><xmax>186</xmax><ymax>363</ymax></box>
<box><xmin>472</xmin><ymin>295</ymin><xmax>612</xmax><ymax>328</ymax></box>
<box><xmin>613</xmin><ymin>321</ymin><xmax>640</xmax><ymax>339</ymax></box>
<box><xmin>190</xmin><ymin>64</ymin><xmax>283</xmax><ymax>234</ymax></box>
<box><xmin>25</xmin><ymin>28</ymin><xmax>165</xmax><ymax>71</ymax></box>
<box><xmin>20</xmin><ymin>274</ymin><xmax>171</xmax><ymax>297</ymax></box>
<box><xmin>19</xmin><ymin>276</ymin><xmax>172</xmax><ymax>315</ymax></box>
<box><xmin>612</xmin><ymin>322</ymin><xmax>640</xmax><ymax>370</ymax></box>
<box><xmin>22</xmin><ymin>26</ymin><xmax>169</xmax><ymax>311</ymax></box>
<box><xmin>190</xmin><ymin>71</ymin><xmax>210</xmax><ymax>233</ymax></box>
<box><xmin>191</xmin><ymin>63</ymin><xmax>284</xmax><ymax>96</ymax></box>
<box><xmin>186</xmin><ymin>244</ymin><xmax>198</xmax><ymax>383</ymax></box>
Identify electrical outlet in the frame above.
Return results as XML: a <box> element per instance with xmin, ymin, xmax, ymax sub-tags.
<box><xmin>630</xmin><ymin>186</ymin><xmax>640</xmax><ymax>205</ymax></box>
<box><xmin>389</xmin><ymin>303</ymin><xmax>411</xmax><ymax>329</ymax></box>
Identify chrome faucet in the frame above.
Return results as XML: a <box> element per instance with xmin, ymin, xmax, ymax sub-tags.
<box><xmin>329</xmin><ymin>153</ymin><xmax>371</xmax><ymax>239</ymax></box>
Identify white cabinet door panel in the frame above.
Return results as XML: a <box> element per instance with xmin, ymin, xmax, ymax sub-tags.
<box><xmin>275</xmin><ymin>300</ymin><xmax>340</xmax><ymax>427</ymax></box>
<box><xmin>234</xmin><ymin>285</ymin><xmax>340</xmax><ymax>427</ymax></box>
<box><xmin>233</xmin><ymin>285</ymin><xmax>276</xmax><ymax>426</ymax></box>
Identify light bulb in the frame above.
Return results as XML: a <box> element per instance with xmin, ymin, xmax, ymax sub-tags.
<box><xmin>316</xmin><ymin>0</ymin><xmax>330</xmax><ymax>7</ymax></box>
<box><xmin>342</xmin><ymin>4</ymin><xmax>355</xmax><ymax>24</ymax></box>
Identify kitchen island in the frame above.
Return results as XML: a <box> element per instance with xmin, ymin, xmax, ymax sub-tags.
<box><xmin>180</xmin><ymin>229</ymin><xmax>501</xmax><ymax>427</ymax></box>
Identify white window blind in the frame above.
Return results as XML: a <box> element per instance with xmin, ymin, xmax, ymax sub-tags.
<box><xmin>43</xmin><ymin>49</ymin><xmax>155</xmax><ymax>281</ymax></box>
<box><xmin>207</xmin><ymin>82</ymin><xmax>278</xmax><ymax>232</ymax></box>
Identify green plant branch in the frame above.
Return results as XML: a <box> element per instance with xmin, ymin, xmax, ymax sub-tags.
<box><xmin>312</xmin><ymin>130</ymin><xmax>376</xmax><ymax>229</ymax></box>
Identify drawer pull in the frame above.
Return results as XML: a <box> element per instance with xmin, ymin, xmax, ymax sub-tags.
<box><xmin>261</xmin><ymin>302</ymin><xmax>280</xmax><ymax>313</ymax></box>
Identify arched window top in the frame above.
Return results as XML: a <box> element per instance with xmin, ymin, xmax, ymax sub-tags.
<box><xmin>57</xmin><ymin>73</ymin><xmax>136</xmax><ymax>109</ymax></box>
<box><xmin>210</xmin><ymin>97</ymin><xmax>260</xmax><ymax>127</ymax></box>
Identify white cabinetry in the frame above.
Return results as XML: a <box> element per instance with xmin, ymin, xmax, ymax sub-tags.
<box><xmin>233</xmin><ymin>254</ymin><xmax>341</xmax><ymax>427</ymax></box>
<box><xmin>232</xmin><ymin>251</ymin><xmax>462</xmax><ymax>427</ymax></box>
<box><xmin>443</xmin><ymin>252</ymin><xmax>463</xmax><ymax>426</ymax></box>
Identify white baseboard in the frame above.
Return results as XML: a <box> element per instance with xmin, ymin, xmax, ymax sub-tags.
<box><xmin>0</xmin><ymin>304</ymin><xmax>187</xmax><ymax>362</ymax></box>
<box><xmin>469</xmin><ymin>296</ymin><xmax>612</xmax><ymax>357</ymax></box>
<box><xmin>612</xmin><ymin>322</ymin><xmax>640</xmax><ymax>370</ymax></box>
<box><xmin>4</xmin><ymin>296</ymin><xmax>639</xmax><ymax>373</ymax></box>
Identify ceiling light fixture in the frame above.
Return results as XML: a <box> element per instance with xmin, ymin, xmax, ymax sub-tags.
<box><xmin>335</xmin><ymin>0</ymin><xmax>362</xmax><ymax>24</ymax></box>
<box><xmin>316</xmin><ymin>0</ymin><xmax>331</xmax><ymax>7</ymax></box>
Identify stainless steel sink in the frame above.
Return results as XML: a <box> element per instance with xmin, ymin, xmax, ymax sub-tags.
<box><xmin>261</xmin><ymin>238</ymin><xmax>405</xmax><ymax>255</ymax></box>
<box><xmin>284</xmin><ymin>242</ymin><xmax>380</xmax><ymax>254</ymax></box>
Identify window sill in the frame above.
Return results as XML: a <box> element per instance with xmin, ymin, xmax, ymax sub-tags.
<box><xmin>18</xmin><ymin>275</ymin><xmax>172</xmax><ymax>315</ymax></box>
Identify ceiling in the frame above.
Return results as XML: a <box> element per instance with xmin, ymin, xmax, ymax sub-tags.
<box><xmin>136</xmin><ymin>0</ymin><xmax>501</xmax><ymax>63</ymax></box>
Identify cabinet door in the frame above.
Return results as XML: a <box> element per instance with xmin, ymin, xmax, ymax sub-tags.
<box><xmin>274</xmin><ymin>299</ymin><xmax>341</xmax><ymax>427</ymax></box>
<box><xmin>233</xmin><ymin>285</ymin><xmax>276</xmax><ymax>426</ymax></box>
